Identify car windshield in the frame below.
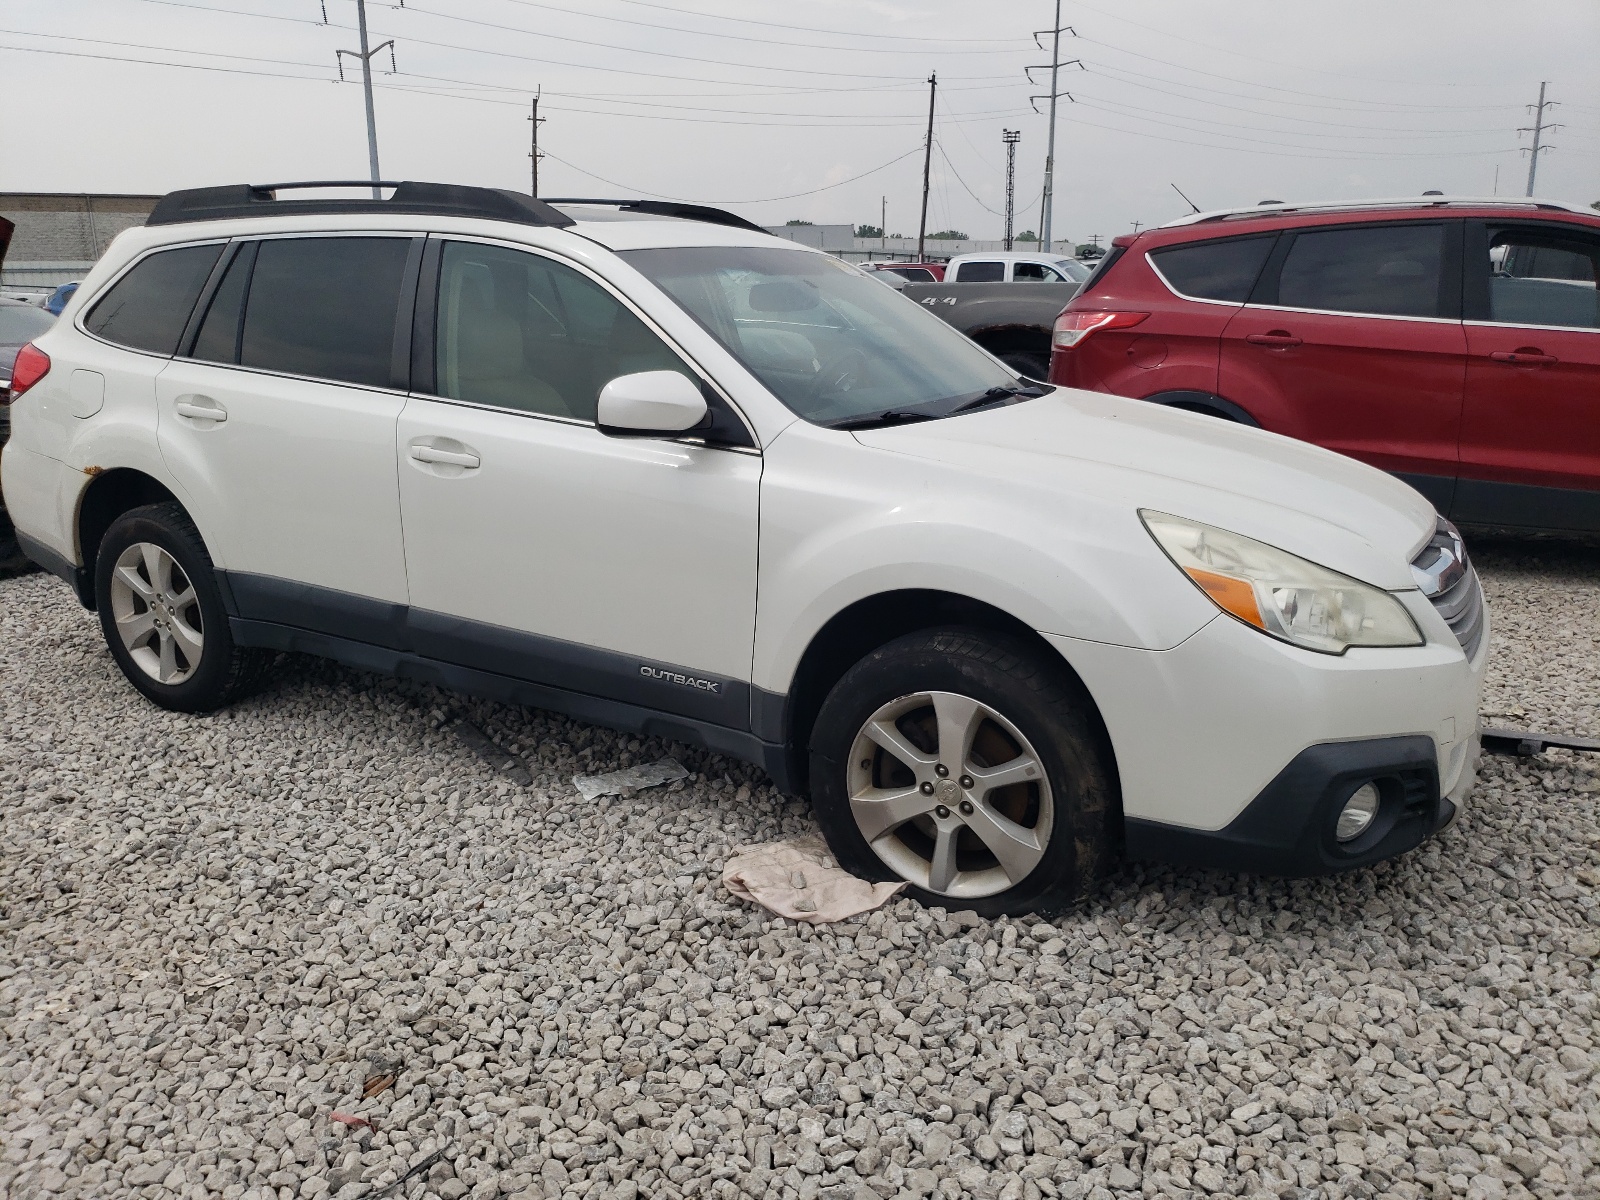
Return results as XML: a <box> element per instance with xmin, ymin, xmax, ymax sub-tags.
<box><xmin>622</xmin><ymin>246</ymin><xmax>1022</xmax><ymax>425</ymax></box>
<box><xmin>0</xmin><ymin>303</ymin><xmax>55</xmax><ymax>349</ymax></box>
<box><xmin>1055</xmin><ymin>259</ymin><xmax>1091</xmax><ymax>282</ymax></box>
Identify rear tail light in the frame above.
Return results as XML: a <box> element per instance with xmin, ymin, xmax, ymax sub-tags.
<box><xmin>5</xmin><ymin>343</ymin><xmax>50</xmax><ymax>402</ymax></box>
<box><xmin>1052</xmin><ymin>310</ymin><xmax>1149</xmax><ymax>349</ymax></box>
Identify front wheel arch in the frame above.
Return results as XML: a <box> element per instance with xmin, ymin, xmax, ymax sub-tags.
<box><xmin>1144</xmin><ymin>390</ymin><xmax>1260</xmax><ymax>427</ymax></box>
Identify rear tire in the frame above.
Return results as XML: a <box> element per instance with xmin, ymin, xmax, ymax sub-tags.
<box><xmin>94</xmin><ymin>502</ymin><xmax>268</xmax><ymax>712</ymax></box>
<box><xmin>809</xmin><ymin>627</ymin><xmax>1118</xmax><ymax>917</ymax></box>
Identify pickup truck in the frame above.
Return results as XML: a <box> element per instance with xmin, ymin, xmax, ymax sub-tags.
<box><xmin>901</xmin><ymin>280</ymin><xmax>1080</xmax><ymax>379</ymax></box>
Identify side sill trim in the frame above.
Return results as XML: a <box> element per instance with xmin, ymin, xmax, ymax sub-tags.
<box><xmin>229</xmin><ymin>618</ymin><xmax>797</xmax><ymax>791</ymax></box>
<box><xmin>16</xmin><ymin>531</ymin><xmax>94</xmax><ymax>608</ymax></box>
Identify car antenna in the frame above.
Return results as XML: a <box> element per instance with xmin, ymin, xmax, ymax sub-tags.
<box><xmin>1170</xmin><ymin>183</ymin><xmax>1201</xmax><ymax>215</ymax></box>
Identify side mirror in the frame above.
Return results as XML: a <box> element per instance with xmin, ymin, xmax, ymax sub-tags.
<box><xmin>596</xmin><ymin>371</ymin><xmax>709</xmax><ymax>437</ymax></box>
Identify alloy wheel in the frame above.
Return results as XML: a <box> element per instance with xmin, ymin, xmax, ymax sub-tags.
<box><xmin>847</xmin><ymin>690</ymin><xmax>1053</xmax><ymax>898</ymax></box>
<box><xmin>108</xmin><ymin>542</ymin><xmax>205</xmax><ymax>685</ymax></box>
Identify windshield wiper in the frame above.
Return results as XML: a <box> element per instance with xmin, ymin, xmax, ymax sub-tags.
<box><xmin>826</xmin><ymin>408</ymin><xmax>942</xmax><ymax>431</ymax></box>
<box><xmin>946</xmin><ymin>384</ymin><xmax>1048</xmax><ymax>416</ymax></box>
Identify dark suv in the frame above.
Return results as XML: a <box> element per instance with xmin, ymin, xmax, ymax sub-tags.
<box><xmin>1049</xmin><ymin>198</ymin><xmax>1600</xmax><ymax>532</ymax></box>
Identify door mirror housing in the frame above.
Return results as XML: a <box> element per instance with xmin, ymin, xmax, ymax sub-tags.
<box><xmin>596</xmin><ymin>371</ymin><xmax>710</xmax><ymax>436</ymax></box>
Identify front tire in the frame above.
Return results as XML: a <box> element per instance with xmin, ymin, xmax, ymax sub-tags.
<box><xmin>809</xmin><ymin>628</ymin><xmax>1118</xmax><ymax>917</ymax></box>
<box><xmin>999</xmin><ymin>352</ymin><xmax>1049</xmax><ymax>381</ymax></box>
<box><xmin>94</xmin><ymin>502</ymin><xmax>267</xmax><ymax>712</ymax></box>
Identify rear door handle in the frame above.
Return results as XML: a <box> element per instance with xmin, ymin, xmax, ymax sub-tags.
<box><xmin>174</xmin><ymin>397</ymin><xmax>227</xmax><ymax>422</ymax></box>
<box><xmin>1245</xmin><ymin>332</ymin><xmax>1303</xmax><ymax>348</ymax></box>
<box><xmin>409</xmin><ymin>444</ymin><xmax>481</xmax><ymax>469</ymax></box>
<box><xmin>1489</xmin><ymin>350</ymin><xmax>1558</xmax><ymax>365</ymax></box>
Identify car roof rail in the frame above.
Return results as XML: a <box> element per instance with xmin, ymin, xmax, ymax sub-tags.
<box><xmin>542</xmin><ymin>197</ymin><xmax>769</xmax><ymax>235</ymax></box>
<box><xmin>1158</xmin><ymin>195</ymin><xmax>1595</xmax><ymax>229</ymax></box>
<box><xmin>146</xmin><ymin>181</ymin><xmax>576</xmax><ymax>228</ymax></box>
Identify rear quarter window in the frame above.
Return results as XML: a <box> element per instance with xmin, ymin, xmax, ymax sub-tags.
<box><xmin>1148</xmin><ymin>235</ymin><xmax>1275</xmax><ymax>303</ymax></box>
<box><xmin>83</xmin><ymin>243</ymin><xmax>223</xmax><ymax>354</ymax></box>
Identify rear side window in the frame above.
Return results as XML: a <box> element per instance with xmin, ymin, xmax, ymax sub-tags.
<box><xmin>890</xmin><ymin>267</ymin><xmax>935</xmax><ymax>283</ymax></box>
<box><xmin>435</xmin><ymin>240</ymin><xmax>688</xmax><ymax>421</ymax></box>
<box><xmin>954</xmin><ymin>261</ymin><xmax>1004</xmax><ymax>283</ymax></box>
<box><xmin>240</xmin><ymin>237</ymin><xmax>411</xmax><ymax>387</ymax></box>
<box><xmin>83</xmin><ymin>244</ymin><xmax>223</xmax><ymax>354</ymax></box>
<box><xmin>1276</xmin><ymin>224</ymin><xmax>1445</xmax><ymax>318</ymax></box>
<box><xmin>1149</xmin><ymin>236</ymin><xmax>1273</xmax><ymax>302</ymax></box>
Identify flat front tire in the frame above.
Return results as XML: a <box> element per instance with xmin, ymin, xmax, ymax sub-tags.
<box><xmin>809</xmin><ymin>627</ymin><xmax>1119</xmax><ymax>917</ymax></box>
<box><xmin>94</xmin><ymin>502</ymin><xmax>266</xmax><ymax>712</ymax></box>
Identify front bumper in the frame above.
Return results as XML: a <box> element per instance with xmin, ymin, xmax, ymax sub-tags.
<box><xmin>1124</xmin><ymin>732</ymin><xmax>1475</xmax><ymax>876</ymax></box>
<box><xmin>1045</xmin><ymin>589</ymin><xmax>1486</xmax><ymax>874</ymax></box>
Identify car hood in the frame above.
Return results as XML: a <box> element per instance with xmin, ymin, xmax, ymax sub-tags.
<box><xmin>851</xmin><ymin>388</ymin><xmax>1438</xmax><ymax>590</ymax></box>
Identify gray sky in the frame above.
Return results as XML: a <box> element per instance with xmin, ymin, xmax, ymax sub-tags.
<box><xmin>4</xmin><ymin>0</ymin><xmax>1598</xmax><ymax>245</ymax></box>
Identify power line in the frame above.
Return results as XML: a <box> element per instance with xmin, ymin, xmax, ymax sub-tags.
<box><xmin>538</xmin><ymin>144</ymin><xmax>924</xmax><ymax>205</ymax></box>
<box><xmin>1072</xmin><ymin>86</ymin><xmax>1518</xmax><ymax>138</ymax></box>
<box><xmin>547</xmin><ymin>0</ymin><xmax>1023</xmax><ymax>45</ymax></box>
<box><xmin>1077</xmin><ymin>39</ymin><xmax>1526</xmax><ymax>112</ymax></box>
<box><xmin>379</xmin><ymin>2</ymin><xmax>1005</xmax><ymax>83</ymax></box>
<box><xmin>1061</xmin><ymin>0</ymin><xmax>1530</xmax><ymax>90</ymax></box>
<box><xmin>934</xmin><ymin>140</ymin><xmax>1001</xmax><ymax>216</ymax></box>
<box><xmin>459</xmin><ymin>0</ymin><xmax>1027</xmax><ymax>55</ymax></box>
<box><xmin>1072</xmin><ymin>95</ymin><xmax>1510</xmax><ymax>147</ymax></box>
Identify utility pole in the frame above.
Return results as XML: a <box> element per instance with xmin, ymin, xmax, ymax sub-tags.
<box><xmin>1520</xmin><ymin>82</ymin><xmax>1560</xmax><ymax>197</ymax></box>
<box><xmin>1131</xmin><ymin>220</ymin><xmax>1142</xmax><ymax>234</ymax></box>
<box><xmin>1002</xmin><ymin>130</ymin><xmax>1021</xmax><ymax>251</ymax></box>
<box><xmin>336</xmin><ymin>0</ymin><xmax>393</xmax><ymax>197</ymax></box>
<box><xmin>881</xmin><ymin>196</ymin><xmax>887</xmax><ymax>248</ymax></box>
<box><xmin>1027</xmin><ymin>6</ymin><xmax>1081</xmax><ymax>254</ymax></box>
<box><xmin>917</xmin><ymin>73</ymin><xmax>936</xmax><ymax>262</ymax></box>
<box><xmin>529</xmin><ymin>89</ymin><xmax>545</xmax><ymax>196</ymax></box>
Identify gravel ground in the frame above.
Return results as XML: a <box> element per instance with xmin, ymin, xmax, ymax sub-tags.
<box><xmin>2</xmin><ymin>540</ymin><xmax>1597</xmax><ymax>1200</ymax></box>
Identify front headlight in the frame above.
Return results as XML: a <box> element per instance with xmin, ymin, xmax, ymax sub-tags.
<box><xmin>1140</xmin><ymin>510</ymin><xmax>1423</xmax><ymax>655</ymax></box>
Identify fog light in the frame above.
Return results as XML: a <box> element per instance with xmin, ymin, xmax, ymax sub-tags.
<box><xmin>1336</xmin><ymin>782</ymin><xmax>1381</xmax><ymax>842</ymax></box>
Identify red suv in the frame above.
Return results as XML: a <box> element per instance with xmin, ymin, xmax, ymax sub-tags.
<box><xmin>1050</xmin><ymin>198</ymin><xmax>1600</xmax><ymax>532</ymax></box>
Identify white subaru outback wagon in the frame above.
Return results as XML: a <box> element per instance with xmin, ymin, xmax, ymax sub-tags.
<box><xmin>1</xmin><ymin>182</ymin><xmax>1487</xmax><ymax>915</ymax></box>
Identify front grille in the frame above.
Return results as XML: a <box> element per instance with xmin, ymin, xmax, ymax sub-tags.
<box><xmin>1410</xmin><ymin>519</ymin><xmax>1486</xmax><ymax>661</ymax></box>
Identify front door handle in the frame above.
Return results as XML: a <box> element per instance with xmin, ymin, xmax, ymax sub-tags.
<box><xmin>409</xmin><ymin>444</ymin><xmax>481</xmax><ymax>469</ymax></box>
<box><xmin>1489</xmin><ymin>349</ymin><xmax>1558</xmax><ymax>366</ymax></box>
<box><xmin>1245</xmin><ymin>331</ymin><xmax>1303</xmax><ymax>348</ymax></box>
<box><xmin>174</xmin><ymin>397</ymin><xmax>227</xmax><ymax>423</ymax></box>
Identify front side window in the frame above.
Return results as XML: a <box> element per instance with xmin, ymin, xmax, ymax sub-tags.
<box><xmin>435</xmin><ymin>241</ymin><xmax>687</xmax><ymax>421</ymax></box>
<box><xmin>1275</xmin><ymin>224</ymin><xmax>1445</xmax><ymax>318</ymax></box>
<box><xmin>83</xmin><ymin>243</ymin><xmax>223</xmax><ymax>354</ymax></box>
<box><xmin>623</xmin><ymin>245</ymin><xmax>1020</xmax><ymax>425</ymax></box>
<box><xmin>954</xmin><ymin>261</ymin><xmax>1004</xmax><ymax>283</ymax></box>
<box><xmin>1486</xmin><ymin>228</ymin><xmax>1599</xmax><ymax>329</ymax></box>
<box><xmin>239</xmin><ymin>237</ymin><xmax>411</xmax><ymax>388</ymax></box>
<box><xmin>1149</xmin><ymin>235</ymin><xmax>1274</xmax><ymax>303</ymax></box>
<box><xmin>1012</xmin><ymin>262</ymin><xmax>1057</xmax><ymax>282</ymax></box>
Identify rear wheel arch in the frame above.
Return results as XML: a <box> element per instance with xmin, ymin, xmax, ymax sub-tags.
<box><xmin>780</xmin><ymin>588</ymin><xmax>1118</xmax><ymax>797</ymax></box>
<box><xmin>76</xmin><ymin>469</ymin><xmax>183</xmax><ymax>609</ymax></box>
<box><xmin>1145</xmin><ymin>389</ymin><xmax>1260</xmax><ymax>427</ymax></box>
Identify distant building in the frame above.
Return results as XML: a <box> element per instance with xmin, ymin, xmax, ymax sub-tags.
<box><xmin>0</xmin><ymin>192</ymin><xmax>160</xmax><ymax>290</ymax></box>
<box><xmin>762</xmin><ymin>225</ymin><xmax>1070</xmax><ymax>263</ymax></box>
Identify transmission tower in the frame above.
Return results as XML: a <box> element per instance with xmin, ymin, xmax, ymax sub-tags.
<box><xmin>1002</xmin><ymin>130</ymin><xmax>1021</xmax><ymax>251</ymax></box>
<box><xmin>1520</xmin><ymin>82</ymin><xmax>1561</xmax><ymax>197</ymax></box>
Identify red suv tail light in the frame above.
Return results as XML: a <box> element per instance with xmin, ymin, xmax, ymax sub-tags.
<box><xmin>5</xmin><ymin>343</ymin><xmax>50</xmax><ymax>402</ymax></box>
<box><xmin>1052</xmin><ymin>310</ymin><xmax>1149</xmax><ymax>348</ymax></box>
